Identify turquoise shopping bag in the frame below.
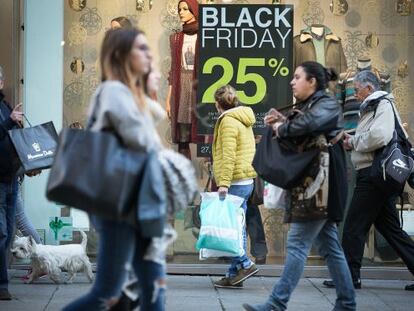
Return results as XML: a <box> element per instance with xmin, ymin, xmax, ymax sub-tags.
<box><xmin>195</xmin><ymin>193</ymin><xmax>244</xmax><ymax>255</ymax></box>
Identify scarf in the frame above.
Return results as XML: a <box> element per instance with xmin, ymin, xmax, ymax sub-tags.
<box><xmin>182</xmin><ymin>21</ymin><xmax>198</xmax><ymax>35</ymax></box>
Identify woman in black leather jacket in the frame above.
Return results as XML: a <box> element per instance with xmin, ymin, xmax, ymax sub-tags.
<box><xmin>243</xmin><ymin>61</ymin><xmax>356</xmax><ymax>311</ymax></box>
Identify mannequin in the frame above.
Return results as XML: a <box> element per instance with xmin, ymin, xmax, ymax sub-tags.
<box><xmin>110</xmin><ymin>16</ymin><xmax>132</xmax><ymax>29</ymax></box>
<box><xmin>166</xmin><ymin>0</ymin><xmax>199</xmax><ymax>159</ymax></box>
<box><xmin>293</xmin><ymin>24</ymin><xmax>347</xmax><ymax>75</ymax></box>
<box><xmin>311</xmin><ymin>24</ymin><xmax>324</xmax><ymax>37</ymax></box>
<box><xmin>335</xmin><ymin>57</ymin><xmax>391</xmax><ymax>132</ymax></box>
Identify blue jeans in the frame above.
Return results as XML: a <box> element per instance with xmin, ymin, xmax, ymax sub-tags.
<box><xmin>0</xmin><ymin>179</ymin><xmax>18</xmax><ymax>290</ymax></box>
<box><xmin>227</xmin><ymin>183</ymin><xmax>254</xmax><ymax>277</ymax></box>
<box><xmin>268</xmin><ymin>220</ymin><xmax>356</xmax><ymax>311</ymax></box>
<box><xmin>15</xmin><ymin>183</ymin><xmax>41</xmax><ymax>244</ymax></box>
<box><xmin>63</xmin><ymin>217</ymin><xmax>165</xmax><ymax>311</ymax></box>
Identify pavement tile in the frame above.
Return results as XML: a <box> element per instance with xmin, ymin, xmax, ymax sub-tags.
<box><xmin>1</xmin><ymin>274</ymin><xmax>413</xmax><ymax>310</ymax></box>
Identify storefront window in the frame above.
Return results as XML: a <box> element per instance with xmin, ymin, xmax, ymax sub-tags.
<box><xmin>58</xmin><ymin>0</ymin><xmax>413</xmax><ymax>266</ymax></box>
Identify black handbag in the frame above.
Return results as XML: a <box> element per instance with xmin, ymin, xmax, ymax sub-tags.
<box><xmin>46</xmin><ymin>127</ymin><xmax>148</xmax><ymax>224</ymax></box>
<box><xmin>8</xmin><ymin>121</ymin><xmax>58</xmax><ymax>173</ymax></box>
<box><xmin>252</xmin><ymin>126</ymin><xmax>320</xmax><ymax>189</ymax></box>
<box><xmin>248</xmin><ymin>177</ymin><xmax>264</xmax><ymax>205</ymax></box>
<box><xmin>370</xmin><ymin>99</ymin><xmax>414</xmax><ymax>195</ymax></box>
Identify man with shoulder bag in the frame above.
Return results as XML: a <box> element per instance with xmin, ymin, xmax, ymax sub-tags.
<box><xmin>323</xmin><ymin>70</ymin><xmax>414</xmax><ymax>291</ymax></box>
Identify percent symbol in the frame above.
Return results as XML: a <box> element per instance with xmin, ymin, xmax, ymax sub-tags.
<box><xmin>268</xmin><ymin>58</ymin><xmax>289</xmax><ymax>77</ymax></box>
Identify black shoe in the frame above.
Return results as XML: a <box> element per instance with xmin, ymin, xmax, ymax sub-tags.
<box><xmin>0</xmin><ymin>288</ymin><xmax>12</xmax><ymax>300</ymax></box>
<box><xmin>405</xmin><ymin>283</ymin><xmax>414</xmax><ymax>291</ymax></box>
<box><xmin>323</xmin><ymin>279</ymin><xmax>361</xmax><ymax>289</ymax></box>
<box><xmin>109</xmin><ymin>292</ymin><xmax>139</xmax><ymax>311</ymax></box>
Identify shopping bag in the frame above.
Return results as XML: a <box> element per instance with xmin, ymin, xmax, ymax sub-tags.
<box><xmin>199</xmin><ymin>206</ymin><xmax>245</xmax><ymax>260</ymax></box>
<box><xmin>195</xmin><ymin>192</ymin><xmax>244</xmax><ymax>255</ymax></box>
<box><xmin>253</xmin><ymin>126</ymin><xmax>319</xmax><ymax>189</ymax></box>
<box><xmin>263</xmin><ymin>181</ymin><xmax>287</xmax><ymax>209</ymax></box>
<box><xmin>8</xmin><ymin>121</ymin><xmax>58</xmax><ymax>172</ymax></box>
<box><xmin>46</xmin><ymin>128</ymin><xmax>151</xmax><ymax>229</ymax></box>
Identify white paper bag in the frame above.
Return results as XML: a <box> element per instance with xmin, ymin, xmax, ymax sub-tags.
<box><xmin>263</xmin><ymin>181</ymin><xmax>287</xmax><ymax>209</ymax></box>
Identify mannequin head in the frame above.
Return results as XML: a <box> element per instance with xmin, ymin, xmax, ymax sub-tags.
<box><xmin>110</xmin><ymin>16</ymin><xmax>132</xmax><ymax>29</ymax></box>
<box><xmin>178</xmin><ymin>0</ymin><xmax>198</xmax><ymax>24</ymax></box>
<box><xmin>357</xmin><ymin>57</ymin><xmax>372</xmax><ymax>70</ymax></box>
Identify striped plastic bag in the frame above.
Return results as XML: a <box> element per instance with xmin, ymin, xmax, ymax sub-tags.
<box><xmin>196</xmin><ymin>192</ymin><xmax>244</xmax><ymax>256</ymax></box>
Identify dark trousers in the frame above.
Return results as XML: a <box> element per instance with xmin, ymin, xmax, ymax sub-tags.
<box><xmin>342</xmin><ymin>167</ymin><xmax>414</xmax><ymax>280</ymax></box>
<box><xmin>246</xmin><ymin>203</ymin><xmax>268</xmax><ymax>258</ymax></box>
<box><xmin>0</xmin><ymin>179</ymin><xmax>18</xmax><ymax>290</ymax></box>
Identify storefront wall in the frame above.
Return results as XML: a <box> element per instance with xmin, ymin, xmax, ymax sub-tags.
<box><xmin>21</xmin><ymin>0</ymin><xmax>414</xmax><ymax>266</ymax></box>
<box><xmin>22</xmin><ymin>0</ymin><xmax>63</xmax><ymax>244</ymax></box>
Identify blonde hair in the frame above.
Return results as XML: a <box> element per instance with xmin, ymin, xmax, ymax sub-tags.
<box><xmin>214</xmin><ymin>85</ymin><xmax>239</xmax><ymax>111</ymax></box>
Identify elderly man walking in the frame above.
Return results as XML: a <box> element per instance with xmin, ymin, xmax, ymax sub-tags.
<box><xmin>0</xmin><ymin>65</ymin><xmax>23</xmax><ymax>300</ymax></box>
<box><xmin>323</xmin><ymin>70</ymin><xmax>414</xmax><ymax>291</ymax></box>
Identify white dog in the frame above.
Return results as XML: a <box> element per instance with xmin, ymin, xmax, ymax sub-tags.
<box><xmin>11</xmin><ymin>231</ymin><xmax>94</xmax><ymax>284</ymax></box>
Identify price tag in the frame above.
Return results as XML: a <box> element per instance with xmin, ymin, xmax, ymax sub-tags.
<box><xmin>197</xmin><ymin>143</ymin><xmax>212</xmax><ymax>157</ymax></box>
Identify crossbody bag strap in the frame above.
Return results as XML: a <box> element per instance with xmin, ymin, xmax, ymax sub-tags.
<box><xmin>384</xmin><ymin>98</ymin><xmax>407</xmax><ymax>141</ymax></box>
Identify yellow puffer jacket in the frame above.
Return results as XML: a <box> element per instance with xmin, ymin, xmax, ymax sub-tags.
<box><xmin>212</xmin><ymin>106</ymin><xmax>257</xmax><ymax>188</ymax></box>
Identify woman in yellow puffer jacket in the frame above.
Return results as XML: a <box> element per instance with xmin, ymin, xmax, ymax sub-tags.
<box><xmin>212</xmin><ymin>85</ymin><xmax>258</xmax><ymax>289</ymax></box>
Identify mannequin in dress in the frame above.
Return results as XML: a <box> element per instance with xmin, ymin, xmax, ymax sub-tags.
<box><xmin>166</xmin><ymin>0</ymin><xmax>199</xmax><ymax>159</ymax></box>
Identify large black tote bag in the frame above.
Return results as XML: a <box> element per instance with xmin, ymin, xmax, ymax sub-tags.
<box><xmin>8</xmin><ymin>121</ymin><xmax>58</xmax><ymax>172</ymax></box>
<box><xmin>252</xmin><ymin>127</ymin><xmax>319</xmax><ymax>189</ymax></box>
<box><xmin>46</xmin><ymin>128</ymin><xmax>148</xmax><ymax>224</ymax></box>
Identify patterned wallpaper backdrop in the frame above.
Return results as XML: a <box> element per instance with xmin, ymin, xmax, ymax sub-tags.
<box><xmin>63</xmin><ymin>0</ymin><xmax>413</xmax><ymax>132</ymax></box>
<box><xmin>63</xmin><ymin>0</ymin><xmax>413</xmax><ymax>258</ymax></box>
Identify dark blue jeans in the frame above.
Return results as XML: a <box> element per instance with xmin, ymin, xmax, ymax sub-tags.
<box><xmin>0</xmin><ymin>179</ymin><xmax>18</xmax><ymax>290</ymax></box>
<box><xmin>62</xmin><ymin>217</ymin><xmax>165</xmax><ymax>311</ymax></box>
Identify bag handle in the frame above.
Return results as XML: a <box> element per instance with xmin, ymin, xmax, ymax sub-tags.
<box><xmin>23</xmin><ymin>114</ymin><xmax>32</xmax><ymax>127</ymax></box>
<box><xmin>86</xmin><ymin>91</ymin><xmax>101</xmax><ymax>130</ymax></box>
<box><xmin>328</xmin><ymin>130</ymin><xmax>344</xmax><ymax>146</ymax></box>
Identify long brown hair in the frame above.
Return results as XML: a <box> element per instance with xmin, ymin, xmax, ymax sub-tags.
<box><xmin>100</xmin><ymin>27</ymin><xmax>146</xmax><ymax>109</ymax></box>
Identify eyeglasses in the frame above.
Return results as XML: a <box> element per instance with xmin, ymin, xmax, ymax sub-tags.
<box><xmin>354</xmin><ymin>86</ymin><xmax>365</xmax><ymax>93</ymax></box>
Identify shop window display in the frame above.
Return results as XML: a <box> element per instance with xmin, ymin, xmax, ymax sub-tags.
<box><xmin>61</xmin><ymin>0</ymin><xmax>413</xmax><ymax>267</ymax></box>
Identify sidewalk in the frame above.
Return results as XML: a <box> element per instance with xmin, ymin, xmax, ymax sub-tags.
<box><xmin>2</xmin><ymin>270</ymin><xmax>413</xmax><ymax>310</ymax></box>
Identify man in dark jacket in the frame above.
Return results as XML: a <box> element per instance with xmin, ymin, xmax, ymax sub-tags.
<box><xmin>0</xmin><ymin>65</ymin><xmax>22</xmax><ymax>300</ymax></box>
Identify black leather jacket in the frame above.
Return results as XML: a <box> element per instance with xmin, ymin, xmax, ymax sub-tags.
<box><xmin>278</xmin><ymin>90</ymin><xmax>343</xmax><ymax>140</ymax></box>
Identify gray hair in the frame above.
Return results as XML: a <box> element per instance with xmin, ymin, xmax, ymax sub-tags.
<box><xmin>354</xmin><ymin>70</ymin><xmax>380</xmax><ymax>91</ymax></box>
<box><xmin>0</xmin><ymin>66</ymin><xmax>4</xmax><ymax>81</ymax></box>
